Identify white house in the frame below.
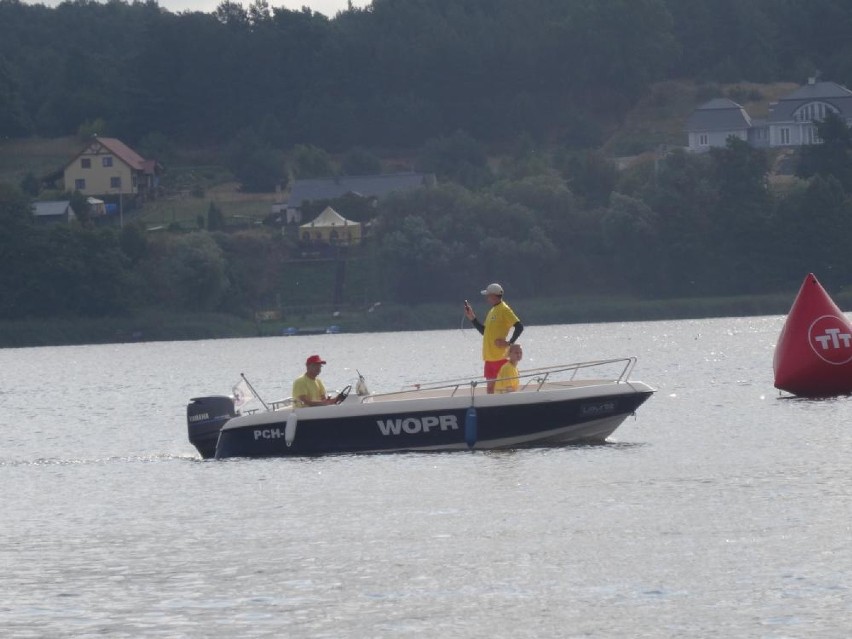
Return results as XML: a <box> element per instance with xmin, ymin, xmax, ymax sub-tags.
<box><xmin>686</xmin><ymin>79</ymin><xmax>852</xmax><ymax>152</ymax></box>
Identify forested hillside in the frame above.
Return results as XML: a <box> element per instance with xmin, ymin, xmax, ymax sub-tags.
<box><xmin>2</xmin><ymin>0</ymin><xmax>851</xmax><ymax>147</ymax></box>
<box><xmin>2</xmin><ymin>0</ymin><xmax>852</xmax><ymax>335</ymax></box>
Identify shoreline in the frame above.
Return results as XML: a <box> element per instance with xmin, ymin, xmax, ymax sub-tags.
<box><xmin>0</xmin><ymin>291</ymin><xmax>823</xmax><ymax>349</ymax></box>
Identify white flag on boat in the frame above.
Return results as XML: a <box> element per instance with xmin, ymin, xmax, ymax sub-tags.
<box><xmin>232</xmin><ymin>378</ymin><xmax>256</xmax><ymax>410</ymax></box>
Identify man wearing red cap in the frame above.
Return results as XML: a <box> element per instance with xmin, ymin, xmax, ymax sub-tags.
<box><xmin>292</xmin><ymin>354</ymin><xmax>336</xmax><ymax>407</ymax></box>
<box><xmin>463</xmin><ymin>282</ymin><xmax>524</xmax><ymax>394</ymax></box>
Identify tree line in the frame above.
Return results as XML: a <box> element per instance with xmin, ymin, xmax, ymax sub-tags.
<box><xmin>1</xmin><ymin>0</ymin><xmax>851</xmax><ymax>149</ymax></box>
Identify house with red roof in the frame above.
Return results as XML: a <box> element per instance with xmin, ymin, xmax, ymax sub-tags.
<box><xmin>63</xmin><ymin>137</ymin><xmax>160</xmax><ymax>199</ymax></box>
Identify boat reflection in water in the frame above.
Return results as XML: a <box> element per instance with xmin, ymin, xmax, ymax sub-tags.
<box><xmin>187</xmin><ymin>358</ymin><xmax>654</xmax><ymax>460</ymax></box>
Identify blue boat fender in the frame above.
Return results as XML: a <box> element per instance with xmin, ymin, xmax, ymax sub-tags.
<box><xmin>285</xmin><ymin>413</ymin><xmax>297</xmax><ymax>447</ymax></box>
<box><xmin>464</xmin><ymin>406</ymin><xmax>477</xmax><ymax>449</ymax></box>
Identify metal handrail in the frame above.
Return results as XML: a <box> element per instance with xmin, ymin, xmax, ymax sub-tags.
<box><xmin>379</xmin><ymin>357</ymin><xmax>638</xmax><ymax>401</ymax></box>
<box><xmin>251</xmin><ymin>358</ymin><xmax>640</xmax><ymax>409</ymax></box>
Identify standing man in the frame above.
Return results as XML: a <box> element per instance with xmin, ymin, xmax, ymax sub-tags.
<box><xmin>463</xmin><ymin>282</ymin><xmax>524</xmax><ymax>394</ymax></box>
<box><xmin>292</xmin><ymin>354</ymin><xmax>336</xmax><ymax>407</ymax></box>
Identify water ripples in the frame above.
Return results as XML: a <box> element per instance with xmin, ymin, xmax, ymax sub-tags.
<box><xmin>2</xmin><ymin>319</ymin><xmax>850</xmax><ymax>637</ymax></box>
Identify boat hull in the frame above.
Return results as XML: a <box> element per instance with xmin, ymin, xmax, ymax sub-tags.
<box><xmin>212</xmin><ymin>383</ymin><xmax>653</xmax><ymax>459</ymax></box>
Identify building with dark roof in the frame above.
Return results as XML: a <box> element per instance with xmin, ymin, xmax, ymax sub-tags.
<box><xmin>282</xmin><ymin>172</ymin><xmax>435</xmax><ymax>223</ymax></box>
<box><xmin>686</xmin><ymin>98</ymin><xmax>755</xmax><ymax>151</ymax></box>
<box><xmin>686</xmin><ymin>79</ymin><xmax>852</xmax><ymax>152</ymax></box>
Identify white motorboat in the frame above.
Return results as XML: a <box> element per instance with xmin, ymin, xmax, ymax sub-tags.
<box><xmin>187</xmin><ymin>357</ymin><xmax>654</xmax><ymax>459</ymax></box>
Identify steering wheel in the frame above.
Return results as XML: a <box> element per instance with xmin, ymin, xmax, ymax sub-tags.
<box><xmin>335</xmin><ymin>384</ymin><xmax>352</xmax><ymax>404</ymax></box>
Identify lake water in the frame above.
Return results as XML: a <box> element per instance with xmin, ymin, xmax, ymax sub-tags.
<box><xmin>1</xmin><ymin>317</ymin><xmax>850</xmax><ymax>637</ymax></box>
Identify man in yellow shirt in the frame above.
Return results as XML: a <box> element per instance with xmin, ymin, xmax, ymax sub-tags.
<box><xmin>494</xmin><ymin>343</ymin><xmax>523</xmax><ymax>393</ymax></box>
<box><xmin>292</xmin><ymin>354</ymin><xmax>336</xmax><ymax>407</ymax></box>
<box><xmin>463</xmin><ymin>282</ymin><xmax>524</xmax><ymax>393</ymax></box>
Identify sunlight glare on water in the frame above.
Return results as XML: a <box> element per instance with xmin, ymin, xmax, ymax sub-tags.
<box><xmin>1</xmin><ymin>317</ymin><xmax>850</xmax><ymax>637</ymax></box>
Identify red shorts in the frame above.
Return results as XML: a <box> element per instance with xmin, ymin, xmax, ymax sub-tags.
<box><xmin>484</xmin><ymin>359</ymin><xmax>509</xmax><ymax>380</ymax></box>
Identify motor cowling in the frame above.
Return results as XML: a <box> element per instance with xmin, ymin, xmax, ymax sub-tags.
<box><xmin>187</xmin><ymin>396</ymin><xmax>236</xmax><ymax>459</ymax></box>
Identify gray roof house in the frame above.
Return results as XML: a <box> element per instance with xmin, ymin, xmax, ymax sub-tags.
<box><xmin>685</xmin><ymin>98</ymin><xmax>754</xmax><ymax>152</ymax></box>
<box><xmin>686</xmin><ymin>79</ymin><xmax>852</xmax><ymax>152</ymax></box>
<box><xmin>766</xmin><ymin>80</ymin><xmax>852</xmax><ymax>147</ymax></box>
<box><xmin>33</xmin><ymin>200</ymin><xmax>75</xmax><ymax>224</ymax></box>
<box><xmin>283</xmin><ymin>172</ymin><xmax>436</xmax><ymax>223</ymax></box>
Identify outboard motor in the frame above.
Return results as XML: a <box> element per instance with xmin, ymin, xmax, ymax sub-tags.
<box><xmin>187</xmin><ymin>396</ymin><xmax>236</xmax><ymax>459</ymax></box>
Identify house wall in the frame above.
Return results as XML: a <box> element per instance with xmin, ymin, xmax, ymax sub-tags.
<box><xmin>286</xmin><ymin>208</ymin><xmax>302</xmax><ymax>224</ymax></box>
<box><xmin>747</xmin><ymin>127</ymin><xmax>769</xmax><ymax>148</ymax></box>
<box><xmin>767</xmin><ymin>123</ymin><xmax>813</xmax><ymax>147</ymax></box>
<box><xmin>688</xmin><ymin>129</ymin><xmax>747</xmax><ymax>152</ymax></box>
<box><xmin>299</xmin><ymin>224</ymin><xmax>362</xmax><ymax>245</ymax></box>
<box><xmin>33</xmin><ymin>207</ymin><xmax>75</xmax><ymax>225</ymax></box>
<box><xmin>64</xmin><ymin>154</ymin><xmax>136</xmax><ymax>196</ymax></box>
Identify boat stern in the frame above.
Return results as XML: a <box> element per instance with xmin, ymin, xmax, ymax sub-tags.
<box><xmin>187</xmin><ymin>396</ymin><xmax>236</xmax><ymax>459</ymax></box>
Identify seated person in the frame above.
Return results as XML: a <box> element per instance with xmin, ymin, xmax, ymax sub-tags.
<box><xmin>292</xmin><ymin>354</ymin><xmax>337</xmax><ymax>407</ymax></box>
<box><xmin>493</xmin><ymin>344</ymin><xmax>523</xmax><ymax>393</ymax></box>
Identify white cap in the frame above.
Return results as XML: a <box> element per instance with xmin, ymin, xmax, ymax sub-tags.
<box><xmin>481</xmin><ymin>283</ymin><xmax>504</xmax><ymax>296</ymax></box>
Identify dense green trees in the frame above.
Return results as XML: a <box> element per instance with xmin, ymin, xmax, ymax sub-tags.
<box><xmin>0</xmin><ymin>185</ymin><xmax>130</xmax><ymax>318</ymax></box>
<box><xmin>3</xmin><ymin>0</ymin><xmax>850</xmax><ymax>148</ymax></box>
<box><xmin>797</xmin><ymin>112</ymin><xmax>852</xmax><ymax>191</ymax></box>
<box><xmin>224</xmin><ymin>129</ymin><xmax>286</xmax><ymax>192</ymax></box>
<box><xmin>0</xmin><ymin>186</ymin><xmax>233</xmax><ymax>319</ymax></box>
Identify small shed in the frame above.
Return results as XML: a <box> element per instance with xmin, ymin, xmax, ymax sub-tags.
<box><xmin>33</xmin><ymin>200</ymin><xmax>75</xmax><ymax>224</ymax></box>
<box><xmin>87</xmin><ymin>197</ymin><xmax>106</xmax><ymax>217</ymax></box>
<box><xmin>299</xmin><ymin>206</ymin><xmax>362</xmax><ymax>245</ymax></box>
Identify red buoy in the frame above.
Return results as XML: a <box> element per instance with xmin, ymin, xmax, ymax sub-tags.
<box><xmin>774</xmin><ymin>273</ymin><xmax>852</xmax><ymax>397</ymax></box>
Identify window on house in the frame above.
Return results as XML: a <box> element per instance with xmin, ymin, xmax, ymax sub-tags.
<box><xmin>699</xmin><ymin>133</ymin><xmax>709</xmax><ymax>146</ymax></box>
<box><xmin>102</xmin><ymin>156</ymin><xmax>113</xmax><ymax>167</ymax></box>
<box><xmin>110</xmin><ymin>177</ymin><xmax>121</xmax><ymax>189</ymax></box>
<box><xmin>81</xmin><ymin>158</ymin><xmax>91</xmax><ymax>169</ymax></box>
<box><xmin>796</xmin><ymin>102</ymin><xmax>838</xmax><ymax>123</ymax></box>
<box><xmin>780</xmin><ymin>128</ymin><xmax>790</xmax><ymax>145</ymax></box>
<box><xmin>75</xmin><ymin>179</ymin><xmax>86</xmax><ymax>190</ymax></box>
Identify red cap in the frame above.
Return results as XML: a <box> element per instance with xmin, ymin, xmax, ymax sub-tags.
<box><xmin>306</xmin><ymin>354</ymin><xmax>326</xmax><ymax>365</ymax></box>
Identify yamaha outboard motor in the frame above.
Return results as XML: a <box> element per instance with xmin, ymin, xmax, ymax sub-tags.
<box><xmin>187</xmin><ymin>396</ymin><xmax>236</xmax><ymax>459</ymax></box>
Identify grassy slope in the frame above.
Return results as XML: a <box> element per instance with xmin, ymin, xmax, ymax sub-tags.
<box><xmin>603</xmin><ymin>80</ymin><xmax>799</xmax><ymax>155</ymax></box>
<box><xmin>141</xmin><ymin>182</ymin><xmax>277</xmax><ymax>229</ymax></box>
<box><xmin>0</xmin><ymin>136</ymin><xmax>81</xmax><ymax>185</ymax></box>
